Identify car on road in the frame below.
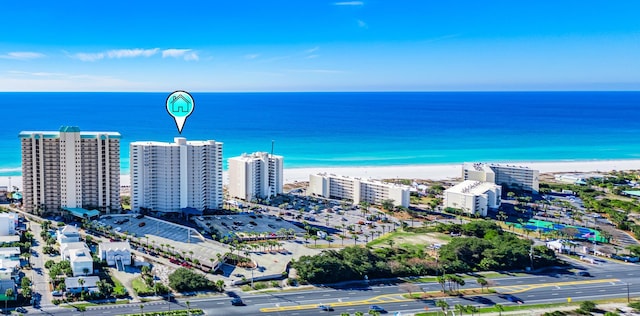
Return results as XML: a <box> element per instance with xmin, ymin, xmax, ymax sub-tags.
<box><xmin>500</xmin><ymin>294</ymin><xmax>523</xmax><ymax>304</ymax></box>
<box><xmin>16</xmin><ymin>307</ymin><xmax>27</xmax><ymax>313</ymax></box>
<box><xmin>318</xmin><ymin>304</ymin><xmax>333</xmax><ymax>311</ymax></box>
<box><xmin>577</xmin><ymin>271</ymin><xmax>591</xmax><ymax>277</ymax></box>
<box><xmin>369</xmin><ymin>305</ymin><xmax>386</xmax><ymax>312</ymax></box>
<box><xmin>52</xmin><ymin>290</ymin><xmax>63</xmax><ymax>296</ymax></box>
<box><xmin>231</xmin><ymin>297</ymin><xmax>244</xmax><ymax>306</ymax></box>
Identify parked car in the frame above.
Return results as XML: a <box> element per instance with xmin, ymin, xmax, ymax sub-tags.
<box><xmin>138</xmin><ymin>222</ymin><xmax>146</xmax><ymax>227</ymax></box>
<box><xmin>134</xmin><ymin>214</ymin><xmax>144</xmax><ymax>219</ymax></box>
<box><xmin>16</xmin><ymin>307</ymin><xmax>27</xmax><ymax>313</ymax></box>
<box><xmin>169</xmin><ymin>258</ymin><xmax>180</xmax><ymax>264</ymax></box>
<box><xmin>577</xmin><ymin>271</ymin><xmax>591</xmax><ymax>277</ymax></box>
<box><xmin>52</xmin><ymin>290</ymin><xmax>63</xmax><ymax>296</ymax></box>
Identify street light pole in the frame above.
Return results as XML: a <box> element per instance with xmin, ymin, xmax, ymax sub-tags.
<box><xmin>628</xmin><ymin>283</ymin><xmax>631</xmax><ymax>303</ymax></box>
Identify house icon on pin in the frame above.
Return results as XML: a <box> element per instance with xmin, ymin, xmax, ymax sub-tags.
<box><xmin>170</xmin><ymin>93</ymin><xmax>191</xmax><ymax>113</ymax></box>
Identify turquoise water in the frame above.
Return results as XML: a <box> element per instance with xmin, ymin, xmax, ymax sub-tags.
<box><xmin>1</xmin><ymin>91</ymin><xmax>640</xmax><ymax>176</ymax></box>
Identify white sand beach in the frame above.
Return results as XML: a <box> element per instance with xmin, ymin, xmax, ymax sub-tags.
<box><xmin>2</xmin><ymin>159</ymin><xmax>639</xmax><ymax>190</ymax></box>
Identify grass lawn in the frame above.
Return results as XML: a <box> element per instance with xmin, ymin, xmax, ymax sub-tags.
<box><xmin>415</xmin><ymin>301</ymin><xmax>578</xmax><ymax>315</ymax></box>
<box><xmin>132</xmin><ymin>277</ymin><xmax>152</xmax><ymax>294</ymax></box>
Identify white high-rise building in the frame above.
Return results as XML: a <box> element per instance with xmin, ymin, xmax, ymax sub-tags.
<box><xmin>130</xmin><ymin>137</ymin><xmax>223</xmax><ymax>213</ymax></box>
<box><xmin>19</xmin><ymin>126</ymin><xmax>121</xmax><ymax>215</ymax></box>
<box><xmin>228</xmin><ymin>152</ymin><xmax>283</xmax><ymax>201</ymax></box>
<box><xmin>308</xmin><ymin>173</ymin><xmax>410</xmax><ymax>207</ymax></box>
<box><xmin>463</xmin><ymin>163</ymin><xmax>539</xmax><ymax>193</ymax></box>
<box><xmin>444</xmin><ymin>180</ymin><xmax>501</xmax><ymax>217</ymax></box>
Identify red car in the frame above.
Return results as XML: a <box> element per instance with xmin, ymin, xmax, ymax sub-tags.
<box><xmin>181</xmin><ymin>262</ymin><xmax>191</xmax><ymax>268</ymax></box>
<box><xmin>169</xmin><ymin>258</ymin><xmax>180</xmax><ymax>264</ymax></box>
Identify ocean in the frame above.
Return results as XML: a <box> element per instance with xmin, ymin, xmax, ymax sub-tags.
<box><xmin>1</xmin><ymin>91</ymin><xmax>640</xmax><ymax>177</ymax></box>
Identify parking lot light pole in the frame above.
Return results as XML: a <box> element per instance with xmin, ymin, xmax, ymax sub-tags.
<box><xmin>628</xmin><ymin>283</ymin><xmax>631</xmax><ymax>303</ymax></box>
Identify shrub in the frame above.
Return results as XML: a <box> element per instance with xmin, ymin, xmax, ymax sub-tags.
<box><xmin>168</xmin><ymin>268</ymin><xmax>214</xmax><ymax>292</ymax></box>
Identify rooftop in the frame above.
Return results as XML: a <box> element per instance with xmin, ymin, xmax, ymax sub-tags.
<box><xmin>230</xmin><ymin>152</ymin><xmax>283</xmax><ymax>161</ymax></box>
<box><xmin>19</xmin><ymin>126</ymin><xmax>121</xmax><ymax>139</ymax></box>
<box><xmin>446</xmin><ymin>180</ymin><xmax>500</xmax><ymax>195</ymax></box>
<box><xmin>65</xmin><ymin>276</ymin><xmax>100</xmax><ymax>288</ymax></box>
<box><xmin>130</xmin><ymin>137</ymin><xmax>221</xmax><ymax>147</ymax></box>
<box><xmin>314</xmin><ymin>173</ymin><xmax>410</xmax><ymax>189</ymax></box>
<box><xmin>98</xmin><ymin>241</ymin><xmax>131</xmax><ymax>252</ymax></box>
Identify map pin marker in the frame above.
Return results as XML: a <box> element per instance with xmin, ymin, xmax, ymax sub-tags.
<box><xmin>166</xmin><ymin>90</ymin><xmax>195</xmax><ymax>134</ymax></box>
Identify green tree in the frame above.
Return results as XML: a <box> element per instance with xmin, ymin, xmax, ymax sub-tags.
<box><xmin>381</xmin><ymin>199</ymin><xmax>395</xmax><ymax>211</ymax></box>
<box><xmin>168</xmin><ymin>268</ymin><xmax>214</xmax><ymax>292</ymax></box>
<box><xmin>4</xmin><ymin>288</ymin><xmax>13</xmax><ymax>313</ymax></box>
<box><xmin>495</xmin><ymin>304</ymin><xmax>504</xmax><ymax>316</ymax></box>
<box><xmin>436</xmin><ymin>300</ymin><xmax>449</xmax><ymax>316</ymax></box>
<box><xmin>476</xmin><ymin>277</ymin><xmax>488</xmax><ymax>293</ymax></box>
<box><xmin>455</xmin><ymin>303</ymin><xmax>465</xmax><ymax>316</ymax></box>
<box><xmin>466</xmin><ymin>305</ymin><xmax>479</xmax><ymax>316</ymax></box>
<box><xmin>579</xmin><ymin>301</ymin><xmax>596</xmax><ymax>313</ymax></box>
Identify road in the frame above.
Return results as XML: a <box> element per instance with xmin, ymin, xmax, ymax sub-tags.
<box><xmin>18</xmin><ymin>261</ymin><xmax>640</xmax><ymax>316</ymax></box>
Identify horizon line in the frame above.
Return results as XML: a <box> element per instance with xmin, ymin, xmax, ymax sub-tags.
<box><xmin>0</xmin><ymin>90</ymin><xmax>639</xmax><ymax>93</ymax></box>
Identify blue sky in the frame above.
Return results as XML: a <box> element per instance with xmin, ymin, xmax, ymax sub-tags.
<box><xmin>1</xmin><ymin>1</ymin><xmax>639</xmax><ymax>91</ymax></box>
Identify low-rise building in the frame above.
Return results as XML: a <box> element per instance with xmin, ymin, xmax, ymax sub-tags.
<box><xmin>0</xmin><ymin>213</ymin><xmax>18</xmax><ymax>236</ymax></box>
<box><xmin>0</xmin><ymin>248</ymin><xmax>20</xmax><ymax>261</ymax></box>
<box><xmin>61</xmin><ymin>242</ymin><xmax>90</xmax><ymax>261</ymax></box>
<box><xmin>68</xmin><ymin>248</ymin><xmax>93</xmax><ymax>276</ymax></box>
<box><xmin>65</xmin><ymin>276</ymin><xmax>100</xmax><ymax>294</ymax></box>
<box><xmin>98</xmin><ymin>241</ymin><xmax>132</xmax><ymax>266</ymax></box>
<box><xmin>308</xmin><ymin>173</ymin><xmax>410</xmax><ymax>207</ymax></box>
<box><xmin>443</xmin><ymin>180</ymin><xmax>501</xmax><ymax>217</ymax></box>
<box><xmin>56</xmin><ymin>225</ymin><xmax>81</xmax><ymax>244</ymax></box>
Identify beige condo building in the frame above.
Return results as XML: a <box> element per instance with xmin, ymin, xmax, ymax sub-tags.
<box><xmin>20</xmin><ymin>126</ymin><xmax>121</xmax><ymax>215</ymax></box>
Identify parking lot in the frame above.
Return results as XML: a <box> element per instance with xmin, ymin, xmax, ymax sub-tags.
<box><xmin>97</xmin><ymin>214</ymin><xmax>205</xmax><ymax>244</ymax></box>
<box><xmin>194</xmin><ymin>214</ymin><xmax>305</xmax><ymax>239</ymax></box>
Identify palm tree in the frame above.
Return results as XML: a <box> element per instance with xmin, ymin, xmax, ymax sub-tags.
<box><xmin>455</xmin><ymin>303</ymin><xmax>465</xmax><ymax>316</ymax></box>
<box><xmin>139</xmin><ymin>304</ymin><xmax>144</xmax><ymax>316</ymax></box>
<box><xmin>476</xmin><ymin>277</ymin><xmax>488</xmax><ymax>293</ymax></box>
<box><xmin>436</xmin><ymin>300</ymin><xmax>449</xmax><ymax>316</ymax></box>
<box><xmin>78</xmin><ymin>278</ymin><xmax>85</xmax><ymax>292</ymax></box>
<box><xmin>4</xmin><ymin>288</ymin><xmax>13</xmax><ymax>313</ymax></box>
<box><xmin>186</xmin><ymin>300</ymin><xmax>191</xmax><ymax>315</ymax></box>
<box><xmin>437</xmin><ymin>275</ymin><xmax>446</xmax><ymax>293</ymax></box>
<box><xmin>466</xmin><ymin>305</ymin><xmax>478</xmax><ymax>316</ymax></box>
<box><xmin>494</xmin><ymin>304</ymin><xmax>504</xmax><ymax>316</ymax></box>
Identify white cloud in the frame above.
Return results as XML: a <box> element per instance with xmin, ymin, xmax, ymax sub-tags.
<box><xmin>71</xmin><ymin>48</ymin><xmax>160</xmax><ymax>61</ymax></box>
<box><xmin>333</xmin><ymin>1</ymin><xmax>363</xmax><ymax>6</ymax></box>
<box><xmin>357</xmin><ymin>19</ymin><xmax>368</xmax><ymax>28</ymax></box>
<box><xmin>305</xmin><ymin>47</ymin><xmax>320</xmax><ymax>54</ymax></box>
<box><xmin>107</xmin><ymin>48</ymin><xmax>159</xmax><ymax>58</ymax></box>
<box><xmin>0</xmin><ymin>52</ymin><xmax>46</xmax><ymax>60</ymax></box>
<box><xmin>162</xmin><ymin>49</ymin><xmax>199</xmax><ymax>61</ymax></box>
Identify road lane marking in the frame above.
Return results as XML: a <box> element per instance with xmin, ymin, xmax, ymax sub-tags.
<box><xmin>260</xmin><ymin>278</ymin><xmax>621</xmax><ymax>313</ymax></box>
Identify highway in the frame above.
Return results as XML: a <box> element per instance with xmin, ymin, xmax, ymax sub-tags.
<box><xmin>19</xmin><ymin>262</ymin><xmax>640</xmax><ymax>316</ymax></box>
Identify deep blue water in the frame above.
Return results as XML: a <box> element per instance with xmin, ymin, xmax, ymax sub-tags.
<box><xmin>1</xmin><ymin>91</ymin><xmax>640</xmax><ymax>176</ymax></box>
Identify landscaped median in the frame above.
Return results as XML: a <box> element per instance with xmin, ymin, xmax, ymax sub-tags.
<box><xmin>117</xmin><ymin>309</ymin><xmax>204</xmax><ymax>316</ymax></box>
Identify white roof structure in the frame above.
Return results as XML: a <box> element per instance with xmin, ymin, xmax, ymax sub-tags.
<box><xmin>446</xmin><ymin>180</ymin><xmax>500</xmax><ymax>195</ymax></box>
<box><xmin>98</xmin><ymin>241</ymin><xmax>131</xmax><ymax>252</ymax></box>
<box><xmin>0</xmin><ymin>247</ymin><xmax>20</xmax><ymax>257</ymax></box>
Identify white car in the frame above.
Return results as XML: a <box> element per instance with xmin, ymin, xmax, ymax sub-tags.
<box><xmin>114</xmin><ymin>227</ymin><xmax>122</xmax><ymax>232</ymax></box>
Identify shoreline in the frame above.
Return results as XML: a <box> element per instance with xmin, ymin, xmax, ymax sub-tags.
<box><xmin>1</xmin><ymin>159</ymin><xmax>639</xmax><ymax>190</ymax></box>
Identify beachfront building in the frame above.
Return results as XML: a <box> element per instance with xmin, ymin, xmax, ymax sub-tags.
<box><xmin>443</xmin><ymin>180</ymin><xmax>501</xmax><ymax>217</ymax></box>
<box><xmin>308</xmin><ymin>173</ymin><xmax>410</xmax><ymax>207</ymax></box>
<box><xmin>463</xmin><ymin>163</ymin><xmax>539</xmax><ymax>193</ymax></box>
<box><xmin>130</xmin><ymin>137</ymin><xmax>223</xmax><ymax>214</ymax></box>
<box><xmin>19</xmin><ymin>126</ymin><xmax>121</xmax><ymax>215</ymax></box>
<box><xmin>228</xmin><ymin>152</ymin><xmax>283</xmax><ymax>201</ymax></box>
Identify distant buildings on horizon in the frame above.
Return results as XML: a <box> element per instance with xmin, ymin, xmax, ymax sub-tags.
<box><xmin>307</xmin><ymin>173</ymin><xmax>411</xmax><ymax>208</ymax></box>
<box><xmin>463</xmin><ymin>162</ymin><xmax>539</xmax><ymax>193</ymax></box>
